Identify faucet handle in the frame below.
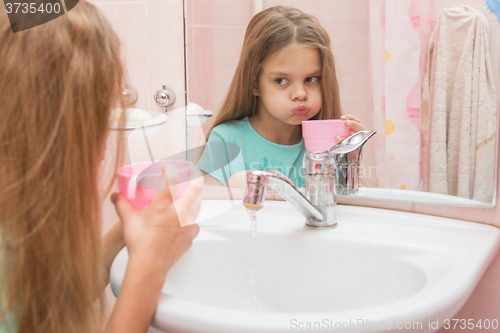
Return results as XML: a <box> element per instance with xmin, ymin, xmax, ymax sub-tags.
<box><xmin>330</xmin><ymin>130</ymin><xmax>376</xmax><ymax>155</ymax></box>
<box><xmin>329</xmin><ymin>130</ymin><xmax>376</xmax><ymax>195</ymax></box>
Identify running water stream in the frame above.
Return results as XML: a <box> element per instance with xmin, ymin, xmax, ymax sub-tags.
<box><xmin>244</xmin><ymin>204</ymin><xmax>261</xmax><ymax>310</ymax></box>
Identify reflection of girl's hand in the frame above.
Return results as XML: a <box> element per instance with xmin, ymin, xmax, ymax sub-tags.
<box><xmin>226</xmin><ymin>170</ymin><xmax>248</xmax><ymax>187</ymax></box>
<box><xmin>336</xmin><ymin>114</ymin><xmax>365</xmax><ymax>143</ymax></box>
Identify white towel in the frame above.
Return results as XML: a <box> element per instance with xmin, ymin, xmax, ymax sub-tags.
<box><xmin>421</xmin><ymin>6</ymin><xmax>497</xmax><ymax>203</ymax></box>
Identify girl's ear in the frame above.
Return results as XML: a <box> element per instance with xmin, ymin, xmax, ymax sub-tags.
<box><xmin>253</xmin><ymin>86</ymin><xmax>260</xmax><ymax>96</ymax></box>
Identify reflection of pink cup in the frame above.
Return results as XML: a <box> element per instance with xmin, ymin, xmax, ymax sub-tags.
<box><xmin>116</xmin><ymin>160</ymin><xmax>193</xmax><ymax>210</ymax></box>
<box><xmin>302</xmin><ymin>119</ymin><xmax>349</xmax><ymax>151</ymax></box>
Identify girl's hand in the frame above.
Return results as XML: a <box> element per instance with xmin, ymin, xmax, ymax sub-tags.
<box><xmin>107</xmin><ymin>166</ymin><xmax>203</xmax><ymax>333</ymax></box>
<box><xmin>336</xmin><ymin>114</ymin><xmax>365</xmax><ymax>143</ymax></box>
<box><xmin>111</xmin><ymin>165</ymin><xmax>203</xmax><ymax>268</ymax></box>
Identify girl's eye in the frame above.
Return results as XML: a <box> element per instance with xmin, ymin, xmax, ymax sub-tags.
<box><xmin>306</xmin><ymin>76</ymin><xmax>320</xmax><ymax>83</ymax></box>
<box><xmin>275</xmin><ymin>78</ymin><xmax>288</xmax><ymax>85</ymax></box>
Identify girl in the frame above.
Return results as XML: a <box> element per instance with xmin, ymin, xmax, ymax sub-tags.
<box><xmin>0</xmin><ymin>2</ymin><xmax>202</xmax><ymax>333</ymax></box>
<box><xmin>197</xmin><ymin>6</ymin><xmax>363</xmax><ymax>187</ymax></box>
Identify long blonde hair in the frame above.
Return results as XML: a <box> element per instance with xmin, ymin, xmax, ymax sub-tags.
<box><xmin>208</xmin><ymin>5</ymin><xmax>342</xmax><ymax>136</ymax></box>
<box><xmin>0</xmin><ymin>2</ymin><xmax>125</xmax><ymax>332</ymax></box>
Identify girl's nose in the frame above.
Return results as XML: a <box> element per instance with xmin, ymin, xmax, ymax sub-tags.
<box><xmin>291</xmin><ymin>84</ymin><xmax>307</xmax><ymax>101</ymax></box>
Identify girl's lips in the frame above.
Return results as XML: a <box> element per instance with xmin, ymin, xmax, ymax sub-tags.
<box><xmin>293</xmin><ymin>107</ymin><xmax>309</xmax><ymax>115</ymax></box>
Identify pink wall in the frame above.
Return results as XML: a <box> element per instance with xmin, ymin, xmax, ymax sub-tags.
<box><xmin>89</xmin><ymin>0</ymin><xmax>186</xmax><ymax>113</ymax></box>
<box><xmin>185</xmin><ymin>0</ymin><xmax>254</xmax><ymax>162</ymax></box>
<box><xmin>90</xmin><ymin>0</ymin><xmax>187</xmax><ymax>172</ymax></box>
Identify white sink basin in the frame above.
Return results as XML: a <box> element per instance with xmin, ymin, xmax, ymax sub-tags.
<box><xmin>110</xmin><ymin>200</ymin><xmax>500</xmax><ymax>333</ymax></box>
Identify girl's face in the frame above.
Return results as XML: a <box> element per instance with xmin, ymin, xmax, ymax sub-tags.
<box><xmin>253</xmin><ymin>45</ymin><xmax>323</xmax><ymax>126</ymax></box>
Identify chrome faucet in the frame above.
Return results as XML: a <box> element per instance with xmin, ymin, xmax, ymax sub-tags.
<box><xmin>330</xmin><ymin>130</ymin><xmax>377</xmax><ymax>194</ymax></box>
<box><xmin>243</xmin><ymin>130</ymin><xmax>376</xmax><ymax>228</ymax></box>
<box><xmin>244</xmin><ymin>169</ymin><xmax>332</xmax><ymax>227</ymax></box>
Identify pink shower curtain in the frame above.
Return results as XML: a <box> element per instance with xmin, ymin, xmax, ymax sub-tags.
<box><xmin>369</xmin><ymin>0</ymin><xmax>432</xmax><ymax>191</ymax></box>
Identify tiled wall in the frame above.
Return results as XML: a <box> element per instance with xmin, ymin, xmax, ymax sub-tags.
<box><xmin>185</xmin><ymin>0</ymin><xmax>254</xmax><ymax>161</ymax></box>
<box><xmin>89</xmin><ymin>0</ymin><xmax>185</xmax><ymax>112</ymax></box>
<box><xmin>90</xmin><ymin>0</ymin><xmax>187</xmax><ymax>173</ymax></box>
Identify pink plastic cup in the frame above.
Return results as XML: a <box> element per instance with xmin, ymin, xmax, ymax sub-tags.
<box><xmin>116</xmin><ymin>160</ymin><xmax>193</xmax><ymax>210</ymax></box>
<box><xmin>302</xmin><ymin>119</ymin><xmax>349</xmax><ymax>151</ymax></box>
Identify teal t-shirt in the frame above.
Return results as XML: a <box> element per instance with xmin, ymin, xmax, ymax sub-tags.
<box><xmin>0</xmin><ymin>257</ymin><xmax>18</xmax><ymax>333</ymax></box>
<box><xmin>0</xmin><ymin>311</ymin><xmax>17</xmax><ymax>333</ymax></box>
<box><xmin>197</xmin><ymin>117</ymin><xmax>305</xmax><ymax>187</ymax></box>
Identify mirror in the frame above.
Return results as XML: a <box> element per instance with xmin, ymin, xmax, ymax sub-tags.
<box><xmin>184</xmin><ymin>0</ymin><xmax>500</xmax><ymax>207</ymax></box>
